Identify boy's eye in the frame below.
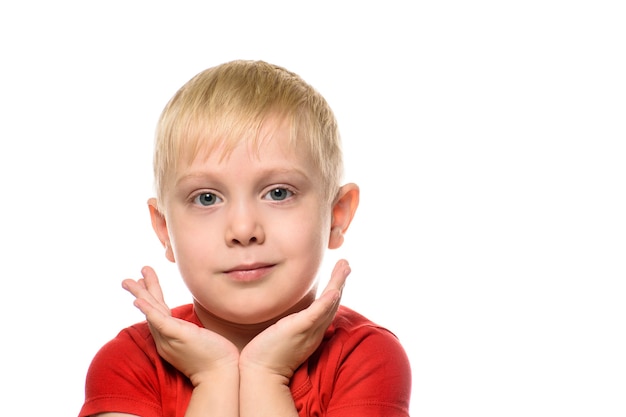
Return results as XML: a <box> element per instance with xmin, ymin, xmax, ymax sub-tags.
<box><xmin>264</xmin><ymin>188</ymin><xmax>293</xmax><ymax>201</ymax></box>
<box><xmin>194</xmin><ymin>192</ymin><xmax>222</xmax><ymax>206</ymax></box>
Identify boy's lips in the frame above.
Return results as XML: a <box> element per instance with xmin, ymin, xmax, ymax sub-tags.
<box><xmin>224</xmin><ymin>263</ymin><xmax>275</xmax><ymax>282</ymax></box>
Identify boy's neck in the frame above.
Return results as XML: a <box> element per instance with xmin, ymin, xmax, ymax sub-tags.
<box><xmin>192</xmin><ymin>301</ymin><xmax>280</xmax><ymax>351</ymax></box>
<box><xmin>192</xmin><ymin>292</ymin><xmax>317</xmax><ymax>351</ymax></box>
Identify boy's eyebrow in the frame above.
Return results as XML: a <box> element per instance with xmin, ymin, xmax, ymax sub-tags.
<box><xmin>253</xmin><ymin>166</ymin><xmax>311</xmax><ymax>179</ymax></box>
<box><xmin>176</xmin><ymin>172</ymin><xmax>215</xmax><ymax>184</ymax></box>
<box><xmin>175</xmin><ymin>166</ymin><xmax>311</xmax><ymax>186</ymax></box>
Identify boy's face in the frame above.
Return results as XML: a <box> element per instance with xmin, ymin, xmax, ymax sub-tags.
<box><xmin>154</xmin><ymin>117</ymin><xmax>333</xmax><ymax>325</ymax></box>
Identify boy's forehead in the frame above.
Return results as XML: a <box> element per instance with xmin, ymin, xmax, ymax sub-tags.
<box><xmin>182</xmin><ymin>129</ymin><xmax>310</xmax><ymax>168</ymax></box>
<box><xmin>180</xmin><ymin>115</ymin><xmax>305</xmax><ymax>162</ymax></box>
<box><xmin>169</xmin><ymin>134</ymin><xmax>320</xmax><ymax>192</ymax></box>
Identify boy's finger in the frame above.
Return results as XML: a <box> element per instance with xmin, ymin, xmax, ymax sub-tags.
<box><xmin>142</xmin><ymin>265</ymin><xmax>166</xmax><ymax>303</ymax></box>
<box><xmin>122</xmin><ymin>276</ymin><xmax>168</xmax><ymax>315</ymax></box>
<box><xmin>322</xmin><ymin>259</ymin><xmax>351</xmax><ymax>296</ymax></box>
<box><xmin>302</xmin><ymin>260</ymin><xmax>350</xmax><ymax>327</ymax></box>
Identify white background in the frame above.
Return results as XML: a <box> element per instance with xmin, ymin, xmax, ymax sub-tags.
<box><xmin>1</xmin><ymin>1</ymin><xmax>625</xmax><ymax>416</ymax></box>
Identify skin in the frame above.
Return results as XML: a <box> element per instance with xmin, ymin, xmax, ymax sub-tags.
<box><xmin>95</xmin><ymin>117</ymin><xmax>359</xmax><ymax>417</ymax></box>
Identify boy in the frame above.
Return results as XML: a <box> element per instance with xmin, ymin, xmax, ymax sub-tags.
<box><xmin>79</xmin><ymin>60</ymin><xmax>412</xmax><ymax>417</ymax></box>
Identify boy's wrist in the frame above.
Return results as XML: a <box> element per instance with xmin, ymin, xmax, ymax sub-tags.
<box><xmin>186</xmin><ymin>370</ymin><xmax>240</xmax><ymax>417</ymax></box>
<box><xmin>239</xmin><ymin>363</ymin><xmax>291</xmax><ymax>387</ymax></box>
<box><xmin>189</xmin><ymin>362</ymin><xmax>240</xmax><ymax>388</ymax></box>
<box><xmin>239</xmin><ymin>366</ymin><xmax>297</xmax><ymax>417</ymax></box>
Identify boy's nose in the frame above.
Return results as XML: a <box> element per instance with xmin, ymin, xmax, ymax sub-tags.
<box><xmin>225</xmin><ymin>203</ymin><xmax>265</xmax><ymax>247</ymax></box>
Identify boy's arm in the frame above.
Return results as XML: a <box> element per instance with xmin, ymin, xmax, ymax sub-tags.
<box><xmin>183</xmin><ymin>368</ymin><xmax>239</xmax><ymax>417</ymax></box>
<box><xmin>239</xmin><ymin>368</ymin><xmax>297</xmax><ymax>417</ymax></box>
<box><xmin>239</xmin><ymin>260</ymin><xmax>351</xmax><ymax>417</ymax></box>
<box><xmin>122</xmin><ymin>267</ymin><xmax>240</xmax><ymax>417</ymax></box>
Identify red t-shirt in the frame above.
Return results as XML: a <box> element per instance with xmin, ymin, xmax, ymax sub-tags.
<box><xmin>78</xmin><ymin>304</ymin><xmax>411</xmax><ymax>417</ymax></box>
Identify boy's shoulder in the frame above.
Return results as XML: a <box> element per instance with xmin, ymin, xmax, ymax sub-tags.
<box><xmin>332</xmin><ymin>305</ymin><xmax>392</xmax><ymax>330</ymax></box>
<box><xmin>329</xmin><ymin>305</ymin><xmax>402</xmax><ymax>343</ymax></box>
<box><xmin>290</xmin><ymin>305</ymin><xmax>411</xmax><ymax>414</ymax></box>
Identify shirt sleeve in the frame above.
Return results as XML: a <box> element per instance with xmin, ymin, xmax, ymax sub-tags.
<box><xmin>78</xmin><ymin>326</ymin><xmax>164</xmax><ymax>417</ymax></box>
<box><xmin>327</xmin><ymin>325</ymin><xmax>412</xmax><ymax>417</ymax></box>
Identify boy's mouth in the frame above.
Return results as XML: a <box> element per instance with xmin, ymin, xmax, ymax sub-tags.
<box><xmin>224</xmin><ymin>263</ymin><xmax>275</xmax><ymax>282</ymax></box>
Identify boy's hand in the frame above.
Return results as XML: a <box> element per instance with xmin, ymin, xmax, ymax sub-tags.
<box><xmin>239</xmin><ymin>259</ymin><xmax>351</xmax><ymax>380</ymax></box>
<box><xmin>122</xmin><ymin>266</ymin><xmax>239</xmax><ymax>388</ymax></box>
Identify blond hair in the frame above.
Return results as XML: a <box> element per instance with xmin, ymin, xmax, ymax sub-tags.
<box><xmin>153</xmin><ymin>60</ymin><xmax>343</xmax><ymax>211</ymax></box>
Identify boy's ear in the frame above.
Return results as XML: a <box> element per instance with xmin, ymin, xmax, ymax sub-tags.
<box><xmin>328</xmin><ymin>183</ymin><xmax>360</xmax><ymax>249</ymax></box>
<box><xmin>148</xmin><ymin>198</ymin><xmax>175</xmax><ymax>262</ymax></box>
